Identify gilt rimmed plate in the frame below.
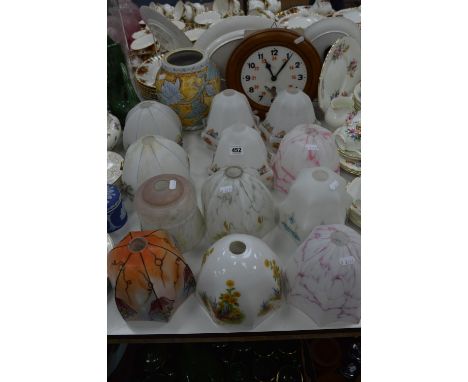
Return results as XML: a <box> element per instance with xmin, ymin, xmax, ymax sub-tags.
<box><xmin>135</xmin><ymin>56</ymin><xmax>162</xmax><ymax>88</ymax></box>
<box><xmin>140</xmin><ymin>6</ymin><xmax>192</xmax><ymax>52</ymax></box>
<box><xmin>339</xmin><ymin>155</ymin><xmax>361</xmax><ymax>176</ymax></box>
<box><xmin>304</xmin><ymin>17</ymin><xmax>360</xmax><ymax>61</ymax></box>
<box><xmin>107</xmin><ymin>151</ymin><xmax>124</xmax><ymax>185</ymax></box>
<box><xmin>318</xmin><ymin>36</ymin><xmax>361</xmax><ymax>113</ymax></box>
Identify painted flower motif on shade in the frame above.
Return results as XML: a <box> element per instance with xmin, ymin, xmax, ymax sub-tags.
<box><xmin>199</xmin><ymin>279</ymin><xmax>245</xmax><ymax>324</ymax></box>
<box><xmin>159</xmin><ymin>79</ymin><xmax>182</xmax><ymax>105</ymax></box>
<box><xmin>258</xmin><ymin>258</ymin><xmax>282</xmax><ymax>316</ymax></box>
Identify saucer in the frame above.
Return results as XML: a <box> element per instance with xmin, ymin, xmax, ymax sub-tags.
<box><xmin>171</xmin><ymin>20</ymin><xmax>186</xmax><ymax>30</ymax></box>
<box><xmin>107</xmin><ymin>151</ymin><xmax>124</xmax><ymax>186</ymax></box>
<box><xmin>339</xmin><ymin>155</ymin><xmax>361</xmax><ymax>176</ymax></box>
<box><xmin>130</xmin><ymin>33</ymin><xmax>155</xmax><ymax>51</ymax></box>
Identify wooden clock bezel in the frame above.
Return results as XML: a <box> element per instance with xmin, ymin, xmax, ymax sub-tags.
<box><xmin>226</xmin><ymin>29</ymin><xmax>321</xmax><ymax>118</ymax></box>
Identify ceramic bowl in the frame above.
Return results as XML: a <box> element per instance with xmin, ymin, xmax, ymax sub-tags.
<box><xmin>134</xmin><ymin>174</ymin><xmax>205</xmax><ymax>252</ymax></box>
<box><xmin>197</xmin><ymin>233</ymin><xmax>284</xmax><ymax>329</ymax></box>
<box><xmin>123</xmin><ymin>101</ymin><xmax>182</xmax><ymax>149</ymax></box>
<box><xmin>108</xmin><ymin>230</ymin><xmax>196</xmax><ymax>321</ymax></box>
<box><xmin>346</xmin><ymin>177</ymin><xmax>361</xmax><ymax>228</ymax></box>
<box><xmin>278</xmin><ymin>167</ymin><xmax>352</xmax><ymax>244</ymax></box>
<box><xmin>201</xmin><ymin>89</ymin><xmax>257</xmax><ymax>149</ymax></box>
<box><xmin>107</xmin><ymin>151</ymin><xmax>124</xmax><ymax>187</ymax></box>
<box><xmin>259</xmin><ymin>88</ymin><xmax>316</xmax><ymax>152</ymax></box>
<box><xmin>202</xmin><ymin>166</ymin><xmax>276</xmax><ymax>243</ymax></box>
<box><xmin>210</xmin><ymin>123</ymin><xmax>273</xmax><ymax>188</ymax></box>
<box><xmin>272</xmin><ymin>124</ymin><xmax>340</xmax><ymax>194</ymax></box>
<box><xmin>285</xmin><ymin>224</ymin><xmax>360</xmax><ymax>325</ymax></box>
<box><xmin>107</xmin><ymin>112</ymin><xmax>122</xmax><ymax>150</ymax></box>
<box><xmin>107</xmin><ymin>184</ymin><xmax>127</xmax><ymax>233</ymax></box>
<box><xmin>122</xmin><ymin>135</ymin><xmax>190</xmax><ymax>199</ymax></box>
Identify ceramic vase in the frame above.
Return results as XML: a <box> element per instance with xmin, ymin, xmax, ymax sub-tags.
<box><xmin>107</xmin><ymin>112</ymin><xmax>122</xmax><ymax>150</ymax></box>
<box><xmin>202</xmin><ymin>166</ymin><xmax>276</xmax><ymax>243</ymax></box>
<box><xmin>107</xmin><ymin>184</ymin><xmax>127</xmax><ymax>233</ymax></box>
<box><xmin>285</xmin><ymin>224</ymin><xmax>361</xmax><ymax>325</ymax></box>
<box><xmin>108</xmin><ymin>230</ymin><xmax>196</xmax><ymax>321</ymax></box>
<box><xmin>122</xmin><ymin>135</ymin><xmax>190</xmax><ymax>199</ymax></box>
<box><xmin>155</xmin><ymin>48</ymin><xmax>221</xmax><ymax>131</ymax></box>
<box><xmin>278</xmin><ymin>167</ymin><xmax>351</xmax><ymax>244</ymax></box>
<box><xmin>123</xmin><ymin>100</ymin><xmax>183</xmax><ymax>149</ymax></box>
<box><xmin>272</xmin><ymin>124</ymin><xmax>340</xmax><ymax>194</ymax></box>
<box><xmin>134</xmin><ymin>174</ymin><xmax>205</xmax><ymax>252</ymax></box>
<box><xmin>210</xmin><ymin>123</ymin><xmax>273</xmax><ymax>187</ymax></box>
<box><xmin>201</xmin><ymin>89</ymin><xmax>257</xmax><ymax>149</ymax></box>
<box><xmin>197</xmin><ymin>233</ymin><xmax>284</xmax><ymax>329</ymax></box>
<box><xmin>258</xmin><ymin>88</ymin><xmax>316</xmax><ymax>152</ymax></box>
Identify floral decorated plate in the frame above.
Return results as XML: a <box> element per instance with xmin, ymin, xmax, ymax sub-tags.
<box><xmin>135</xmin><ymin>56</ymin><xmax>162</xmax><ymax>88</ymax></box>
<box><xmin>107</xmin><ymin>151</ymin><xmax>124</xmax><ymax>186</ymax></box>
<box><xmin>140</xmin><ymin>6</ymin><xmax>192</xmax><ymax>52</ymax></box>
<box><xmin>304</xmin><ymin>17</ymin><xmax>360</xmax><ymax>61</ymax></box>
<box><xmin>318</xmin><ymin>36</ymin><xmax>361</xmax><ymax>113</ymax></box>
<box><xmin>278</xmin><ymin>11</ymin><xmax>324</xmax><ymax>29</ymax></box>
<box><xmin>339</xmin><ymin>155</ymin><xmax>361</xmax><ymax>176</ymax></box>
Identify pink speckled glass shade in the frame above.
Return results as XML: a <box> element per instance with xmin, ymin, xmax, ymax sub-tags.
<box><xmin>135</xmin><ymin>174</ymin><xmax>205</xmax><ymax>252</ymax></box>
<box><xmin>285</xmin><ymin>224</ymin><xmax>361</xmax><ymax>326</ymax></box>
<box><xmin>272</xmin><ymin>123</ymin><xmax>340</xmax><ymax>194</ymax></box>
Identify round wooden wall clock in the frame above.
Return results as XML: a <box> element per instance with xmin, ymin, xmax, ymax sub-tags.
<box><xmin>226</xmin><ymin>29</ymin><xmax>321</xmax><ymax>117</ymax></box>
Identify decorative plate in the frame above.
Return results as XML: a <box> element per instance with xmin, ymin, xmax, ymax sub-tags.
<box><xmin>107</xmin><ymin>151</ymin><xmax>124</xmax><ymax>185</ymax></box>
<box><xmin>304</xmin><ymin>17</ymin><xmax>360</xmax><ymax>62</ymax></box>
<box><xmin>130</xmin><ymin>33</ymin><xmax>155</xmax><ymax>51</ymax></box>
<box><xmin>339</xmin><ymin>155</ymin><xmax>361</xmax><ymax>176</ymax></box>
<box><xmin>135</xmin><ymin>56</ymin><xmax>162</xmax><ymax>88</ymax></box>
<box><xmin>140</xmin><ymin>6</ymin><xmax>192</xmax><ymax>52</ymax></box>
<box><xmin>278</xmin><ymin>12</ymin><xmax>324</xmax><ymax>29</ymax></box>
<box><xmin>334</xmin><ymin>6</ymin><xmax>361</xmax><ymax>27</ymax></box>
<box><xmin>318</xmin><ymin>36</ymin><xmax>361</xmax><ymax>113</ymax></box>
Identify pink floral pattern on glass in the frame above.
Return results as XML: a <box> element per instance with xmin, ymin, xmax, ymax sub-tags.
<box><xmin>285</xmin><ymin>224</ymin><xmax>361</xmax><ymax>326</ymax></box>
<box><xmin>272</xmin><ymin>124</ymin><xmax>340</xmax><ymax>194</ymax></box>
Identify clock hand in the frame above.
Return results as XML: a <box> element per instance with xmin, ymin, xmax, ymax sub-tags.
<box><xmin>274</xmin><ymin>53</ymin><xmax>294</xmax><ymax>79</ymax></box>
<box><xmin>264</xmin><ymin>61</ymin><xmax>276</xmax><ymax>81</ymax></box>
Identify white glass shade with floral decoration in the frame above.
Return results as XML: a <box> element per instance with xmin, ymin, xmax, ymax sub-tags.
<box><xmin>272</xmin><ymin>124</ymin><xmax>340</xmax><ymax>194</ymax></box>
<box><xmin>202</xmin><ymin>166</ymin><xmax>276</xmax><ymax>243</ymax></box>
<box><xmin>201</xmin><ymin>89</ymin><xmax>257</xmax><ymax>149</ymax></box>
<box><xmin>122</xmin><ymin>135</ymin><xmax>190</xmax><ymax>199</ymax></box>
<box><xmin>258</xmin><ymin>88</ymin><xmax>316</xmax><ymax>152</ymax></box>
<box><xmin>285</xmin><ymin>224</ymin><xmax>360</xmax><ymax>325</ymax></box>
<box><xmin>123</xmin><ymin>100</ymin><xmax>183</xmax><ymax>149</ymax></box>
<box><xmin>197</xmin><ymin>233</ymin><xmax>284</xmax><ymax>329</ymax></box>
<box><xmin>278</xmin><ymin>167</ymin><xmax>351</xmax><ymax>244</ymax></box>
<box><xmin>210</xmin><ymin>123</ymin><xmax>273</xmax><ymax>188</ymax></box>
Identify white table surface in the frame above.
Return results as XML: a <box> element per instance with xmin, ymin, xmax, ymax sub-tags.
<box><xmin>108</xmin><ymin>128</ymin><xmax>360</xmax><ymax>336</ymax></box>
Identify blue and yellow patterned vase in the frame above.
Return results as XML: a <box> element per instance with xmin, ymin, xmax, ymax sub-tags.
<box><xmin>155</xmin><ymin>48</ymin><xmax>221</xmax><ymax>131</ymax></box>
<box><xmin>107</xmin><ymin>184</ymin><xmax>127</xmax><ymax>233</ymax></box>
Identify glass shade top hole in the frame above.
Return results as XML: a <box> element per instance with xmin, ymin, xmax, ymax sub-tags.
<box><xmin>154</xmin><ymin>179</ymin><xmax>170</xmax><ymax>191</ymax></box>
<box><xmin>129</xmin><ymin>237</ymin><xmax>148</xmax><ymax>253</ymax></box>
<box><xmin>229</xmin><ymin>241</ymin><xmax>246</xmax><ymax>255</ymax></box>
<box><xmin>312</xmin><ymin>169</ymin><xmax>329</xmax><ymax>181</ymax></box>
<box><xmin>225</xmin><ymin>166</ymin><xmax>243</xmax><ymax>179</ymax></box>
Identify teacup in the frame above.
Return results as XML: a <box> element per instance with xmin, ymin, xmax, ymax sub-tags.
<box><xmin>192</xmin><ymin>2</ymin><xmax>205</xmax><ymax>15</ymax></box>
<box><xmin>162</xmin><ymin>4</ymin><xmax>174</xmax><ymax>18</ymax></box>
<box><xmin>334</xmin><ymin>123</ymin><xmax>361</xmax><ymax>155</ymax></box>
<box><xmin>266</xmin><ymin>0</ymin><xmax>281</xmax><ymax>13</ymax></box>
<box><xmin>324</xmin><ymin>95</ymin><xmax>354</xmax><ymax>129</ymax></box>
<box><xmin>249</xmin><ymin>0</ymin><xmax>266</xmax><ymax>11</ymax></box>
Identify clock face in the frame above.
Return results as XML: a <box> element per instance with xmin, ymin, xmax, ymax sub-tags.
<box><xmin>240</xmin><ymin>45</ymin><xmax>308</xmax><ymax>107</ymax></box>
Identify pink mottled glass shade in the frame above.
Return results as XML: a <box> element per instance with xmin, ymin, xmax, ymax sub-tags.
<box><xmin>134</xmin><ymin>174</ymin><xmax>205</xmax><ymax>252</ymax></box>
<box><xmin>285</xmin><ymin>224</ymin><xmax>361</xmax><ymax>326</ymax></box>
<box><xmin>272</xmin><ymin>123</ymin><xmax>340</xmax><ymax>194</ymax></box>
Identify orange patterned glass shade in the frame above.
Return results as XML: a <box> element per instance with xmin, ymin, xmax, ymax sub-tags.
<box><xmin>107</xmin><ymin>230</ymin><xmax>196</xmax><ymax>322</ymax></box>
